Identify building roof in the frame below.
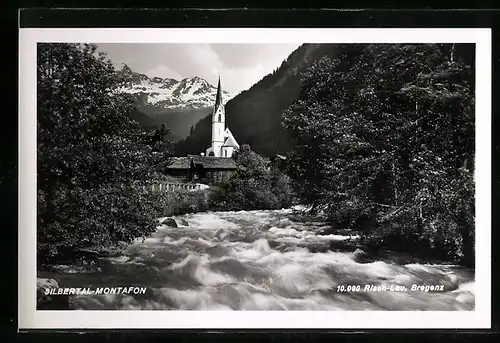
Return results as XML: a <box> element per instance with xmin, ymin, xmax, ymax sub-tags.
<box><xmin>222</xmin><ymin>128</ymin><xmax>240</xmax><ymax>148</ymax></box>
<box><xmin>214</xmin><ymin>76</ymin><xmax>223</xmax><ymax>110</ymax></box>
<box><xmin>187</xmin><ymin>155</ymin><xmax>237</xmax><ymax>169</ymax></box>
<box><xmin>275</xmin><ymin>154</ymin><xmax>287</xmax><ymax>160</ymax></box>
<box><xmin>165</xmin><ymin>157</ymin><xmax>191</xmax><ymax>169</ymax></box>
<box><xmin>222</xmin><ymin>135</ymin><xmax>239</xmax><ymax>148</ymax></box>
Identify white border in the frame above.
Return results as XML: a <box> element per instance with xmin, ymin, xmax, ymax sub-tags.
<box><xmin>19</xmin><ymin>28</ymin><xmax>491</xmax><ymax>329</ymax></box>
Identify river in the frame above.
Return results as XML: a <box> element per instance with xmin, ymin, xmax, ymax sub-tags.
<box><xmin>41</xmin><ymin>208</ymin><xmax>475</xmax><ymax>310</ymax></box>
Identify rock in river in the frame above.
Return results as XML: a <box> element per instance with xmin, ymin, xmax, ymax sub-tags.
<box><xmin>160</xmin><ymin>217</ymin><xmax>178</xmax><ymax>228</ymax></box>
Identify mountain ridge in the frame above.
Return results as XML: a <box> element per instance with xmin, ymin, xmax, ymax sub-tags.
<box><xmin>116</xmin><ymin>63</ymin><xmax>235</xmax><ymax>141</ymax></box>
<box><xmin>117</xmin><ymin>63</ymin><xmax>236</xmax><ymax>111</ymax></box>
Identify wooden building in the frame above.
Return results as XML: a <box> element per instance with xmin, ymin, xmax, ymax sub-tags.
<box><xmin>163</xmin><ymin>157</ymin><xmax>193</xmax><ymax>182</ymax></box>
<box><xmin>164</xmin><ymin>155</ymin><xmax>237</xmax><ymax>185</ymax></box>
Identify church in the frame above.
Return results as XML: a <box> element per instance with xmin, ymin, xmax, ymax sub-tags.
<box><xmin>205</xmin><ymin>77</ymin><xmax>240</xmax><ymax>157</ymax></box>
<box><xmin>164</xmin><ymin>77</ymin><xmax>240</xmax><ymax>184</ymax></box>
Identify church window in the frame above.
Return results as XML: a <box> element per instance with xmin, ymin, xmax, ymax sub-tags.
<box><xmin>218</xmin><ymin>113</ymin><xmax>221</xmax><ymax>122</ymax></box>
<box><xmin>225</xmin><ymin>150</ymin><xmax>227</xmax><ymax>157</ymax></box>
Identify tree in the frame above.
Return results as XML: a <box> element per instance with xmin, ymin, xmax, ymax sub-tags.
<box><xmin>209</xmin><ymin>144</ymin><xmax>294</xmax><ymax>211</ymax></box>
<box><xmin>151</xmin><ymin>123</ymin><xmax>174</xmax><ymax>154</ymax></box>
<box><xmin>37</xmin><ymin>43</ymin><xmax>171</xmax><ymax>260</ymax></box>
<box><xmin>282</xmin><ymin>44</ymin><xmax>475</xmax><ymax>265</ymax></box>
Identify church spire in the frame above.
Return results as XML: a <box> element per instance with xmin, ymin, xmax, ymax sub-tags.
<box><xmin>214</xmin><ymin>75</ymin><xmax>223</xmax><ymax>110</ymax></box>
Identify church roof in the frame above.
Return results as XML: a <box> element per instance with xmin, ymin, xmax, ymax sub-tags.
<box><xmin>187</xmin><ymin>155</ymin><xmax>237</xmax><ymax>169</ymax></box>
<box><xmin>222</xmin><ymin>135</ymin><xmax>239</xmax><ymax>148</ymax></box>
<box><xmin>214</xmin><ymin>76</ymin><xmax>223</xmax><ymax>110</ymax></box>
<box><xmin>222</xmin><ymin>128</ymin><xmax>239</xmax><ymax>148</ymax></box>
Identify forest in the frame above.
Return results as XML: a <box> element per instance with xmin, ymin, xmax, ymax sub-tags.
<box><xmin>282</xmin><ymin>43</ymin><xmax>475</xmax><ymax>267</ymax></box>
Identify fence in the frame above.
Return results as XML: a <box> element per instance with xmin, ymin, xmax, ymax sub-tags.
<box><xmin>142</xmin><ymin>182</ymin><xmax>209</xmax><ymax>193</ymax></box>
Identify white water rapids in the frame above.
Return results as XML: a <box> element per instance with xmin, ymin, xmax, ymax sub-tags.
<box><xmin>49</xmin><ymin>208</ymin><xmax>475</xmax><ymax>310</ymax></box>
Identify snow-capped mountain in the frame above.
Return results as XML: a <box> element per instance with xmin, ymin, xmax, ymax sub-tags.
<box><xmin>117</xmin><ymin>63</ymin><xmax>235</xmax><ymax>110</ymax></box>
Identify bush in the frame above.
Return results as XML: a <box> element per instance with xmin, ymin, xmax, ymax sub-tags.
<box><xmin>153</xmin><ymin>189</ymin><xmax>209</xmax><ymax>216</ymax></box>
<box><xmin>209</xmin><ymin>145</ymin><xmax>295</xmax><ymax>211</ymax></box>
<box><xmin>37</xmin><ymin>184</ymin><xmax>159</xmax><ymax>262</ymax></box>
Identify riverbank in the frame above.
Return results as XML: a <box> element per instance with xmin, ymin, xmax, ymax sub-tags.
<box><xmin>37</xmin><ymin>202</ymin><xmax>473</xmax><ymax>276</ymax></box>
<box><xmin>37</xmin><ymin>203</ymin><xmax>472</xmax><ymax>276</ymax></box>
<box><xmin>281</xmin><ymin>206</ymin><xmax>471</xmax><ymax>267</ymax></box>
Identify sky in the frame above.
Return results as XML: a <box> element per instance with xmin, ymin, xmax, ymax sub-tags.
<box><xmin>96</xmin><ymin>43</ymin><xmax>301</xmax><ymax>94</ymax></box>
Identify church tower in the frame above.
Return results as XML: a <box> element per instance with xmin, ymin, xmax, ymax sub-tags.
<box><xmin>210</xmin><ymin>77</ymin><xmax>225</xmax><ymax>157</ymax></box>
<box><xmin>205</xmin><ymin>77</ymin><xmax>239</xmax><ymax>158</ymax></box>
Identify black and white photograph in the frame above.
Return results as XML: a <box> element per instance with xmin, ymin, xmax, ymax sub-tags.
<box><xmin>19</xmin><ymin>28</ymin><xmax>491</xmax><ymax>329</ymax></box>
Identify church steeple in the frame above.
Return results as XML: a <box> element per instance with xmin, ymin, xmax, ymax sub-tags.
<box><xmin>214</xmin><ymin>76</ymin><xmax>223</xmax><ymax>111</ymax></box>
<box><xmin>204</xmin><ymin>74</ymin><xmax>238</xmax><ymax>158</ymax></box>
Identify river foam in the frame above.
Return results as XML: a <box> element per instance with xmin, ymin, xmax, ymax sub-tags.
<box><xmin>47</xmin><ymin>208</ymin><xmax>474</xmax><ymax>311</ymax></box>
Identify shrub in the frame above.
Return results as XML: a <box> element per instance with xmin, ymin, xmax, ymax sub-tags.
<box><xmin>209</xmin><ymin>145</ymin><xmax>295</xmax><ymax>211</ymax></box>
<box><xmin>37</xmin><ymin>184</ymin><xmax>159</xmax><ymax>262</ymax></box>
<box><xmin>158</xmin><ymin>190</ymin><xmax>209</xmax><ymax>216</ymax></box>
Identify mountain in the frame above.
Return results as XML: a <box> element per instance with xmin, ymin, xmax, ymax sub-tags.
<box><xmin>117</xmin><ymin>64</ymin><xmax>234</xmax><ymax>140</ymax></box>
<box><xmin>174</xmin><ymin>43</ymin><xmax>475</xmax><ymax>158</ymax></box>
<box><xmin>128</xmin><ymin>106</ymin><xmax>212</xmax><ymax>142</ymax></box>
<box><xmin>118</xmin><ymin>63</ymin><xmax>234</xmax><ymax>110</ymax></box>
